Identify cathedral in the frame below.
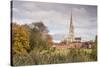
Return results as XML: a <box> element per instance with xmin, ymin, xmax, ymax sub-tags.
<box><xmin>63</xmin><ymin>11</ymin><xmax>81</xmax><ymax>44</ymax></box>
<box><xmin>53</xmin><ymin>11</ymin><xmax>94</xmax><ymax>49</ymax></box>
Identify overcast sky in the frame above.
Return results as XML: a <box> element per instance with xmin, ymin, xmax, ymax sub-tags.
<box><xmin>12</xmin><ymin>1</ymin><xmax>97</xmax><ymax>42</ymax></box>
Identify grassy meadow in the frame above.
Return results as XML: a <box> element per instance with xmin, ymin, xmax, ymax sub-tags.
<box><xmin>12</xmin><ymin>48</ymin><xmax>97</xmax><ymax>66</ymax></box>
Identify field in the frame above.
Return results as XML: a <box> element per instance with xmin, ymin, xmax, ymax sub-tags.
<box><xmin>12</xmin><ymin>48</ymin><xmax>97</xmax><ymax>66</ymax></box>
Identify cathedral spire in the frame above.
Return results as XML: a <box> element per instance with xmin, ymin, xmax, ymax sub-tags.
<box><xmin>63</xmin><ymin>9</ymin><xmax>75</xmax><ymax>44</ymax></box>
<box><xmin>68</xmin><ymin>10</ymin><xmax>75</xmax><ymax>43</ymax></box>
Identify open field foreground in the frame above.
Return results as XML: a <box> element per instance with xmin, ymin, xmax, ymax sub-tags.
<box><xmin>12</xmin><ymin>48</ymin><xmax>97</xmax><ymax>66</ymax></box>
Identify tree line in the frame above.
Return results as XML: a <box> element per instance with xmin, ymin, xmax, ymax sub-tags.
<box><xmin>11</xmin><ymin>21</ymin><xmax>53</xmax><ymax>58</ymax></box>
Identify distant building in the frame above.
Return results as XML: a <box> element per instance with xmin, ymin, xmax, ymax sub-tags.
<box><xmin>62</xmin><ymin>11</ymin><xmax>75</xmax><ymax>44</ymax></box>
<box><xmin>81</xmin><ymin>41</ymin><xmax>93</xmax><ymax>48</ymax></box>
<box><xmin>74</xmin><ymin>37</ymin><xmax>81</xmax><ymax>43</ymax></box>
<box><xmin>67</xmin><ymin>11</ymin><xmax>75</xmax><ymax>43</ymax></box>
<box><xmin>63</xmin><ymin>11</ymin><xmax>82</xmax><ymax>44</ymax></box>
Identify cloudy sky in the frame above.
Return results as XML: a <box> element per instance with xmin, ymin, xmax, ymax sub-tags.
<box><xmin>12</xmin><ymin>1</ymin><xmax>97</xmax><ymax>42</ymax></box>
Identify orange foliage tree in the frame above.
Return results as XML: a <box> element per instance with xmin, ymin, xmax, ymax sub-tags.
<box><xmin>12</xmin><ymin>23</ymin><xmax>30</xmax><ymax>55</ymax></box>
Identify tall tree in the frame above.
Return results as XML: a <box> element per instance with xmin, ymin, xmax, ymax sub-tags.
<box><xmin>29</xmin><ymin>22</ymin><xmax>51</xmax><ymax>51</ymax></box>
<box><xmin>12</xmin><ymin>23</ymin><xmax>30</xmax><ymax>55</ymax></box>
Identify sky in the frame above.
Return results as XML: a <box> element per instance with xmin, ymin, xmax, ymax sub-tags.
<box><xmin>12</xmin><ymin>1</ymin><xmax>97</xmax><ymax>42</ymax></box>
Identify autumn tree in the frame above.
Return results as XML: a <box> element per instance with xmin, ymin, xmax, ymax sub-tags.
<box><xmin>46</xmin><ymin>34</ymin><xmax>53</xmax><ymax>47</ymax></box>
<box><xmin>12</xmin><ymin>23</ymin><xmax>30</xmax><ymax>55</ymax></box>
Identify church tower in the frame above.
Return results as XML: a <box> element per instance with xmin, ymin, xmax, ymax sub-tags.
<box><xmin>68</xmin><ymin>11</ymin><xmax>74</xmax><ymax>43</ymax></box>
<box><xmin>62</xmin><ymin>11</ymin><xmax>75</xmax><ymax>44</ymax></box>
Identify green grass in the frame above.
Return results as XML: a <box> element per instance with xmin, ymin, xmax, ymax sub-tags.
<box><xmin>12</xmin><ymin>48</ymin><xmax>97</xmax><ymax>66</ymax></box>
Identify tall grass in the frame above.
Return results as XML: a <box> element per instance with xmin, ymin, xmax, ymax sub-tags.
<box><xmin>13</xmin><ymin>48</ymin><xmax>97</xmax><ymax>66</ymax></box>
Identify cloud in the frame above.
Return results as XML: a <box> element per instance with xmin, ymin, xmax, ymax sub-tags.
<box><xmin>73</xmin><ymin>8</ymin><xmax>88</xmax><ymax>16</ymax></box>
<box><xmin>53</xmin><ymin>40</ymin><xmax>61</xmax><ymax>43</ymax></box>
<box><xmin>12</xmin><ymin>1</ymin><xmax>97</xmax><ymax>41</ymax></box>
